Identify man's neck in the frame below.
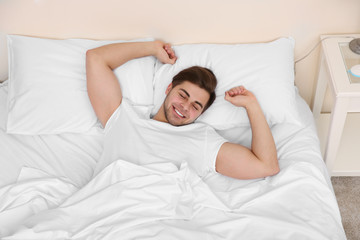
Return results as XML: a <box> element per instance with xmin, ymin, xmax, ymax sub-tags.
<box><xmin>152</xmin><ymin>104</ymin><xmax>167</xmax><ymax>123</ymax></box>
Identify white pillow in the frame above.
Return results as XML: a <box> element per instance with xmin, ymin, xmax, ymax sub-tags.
<box><xmin>6</xmin><ymin>35</ymin><xmax>155</xmax><ymax>135</ymax></box>
<box><xmin>152</xmin><ymin>37</ymin><xmax>300</xmax><ymax>129</ymax></box>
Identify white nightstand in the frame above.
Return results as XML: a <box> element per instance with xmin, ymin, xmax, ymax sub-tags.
<box><xmin>313</xmin><ymin>34</ymin><xmax>360</xmax><ymax>175</ymax></box>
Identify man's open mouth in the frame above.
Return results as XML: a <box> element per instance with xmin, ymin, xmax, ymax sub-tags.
<box><xmin>173</xmin><ymin>106</ymin><xmax>185</xmax><ymax>118</ymax></box>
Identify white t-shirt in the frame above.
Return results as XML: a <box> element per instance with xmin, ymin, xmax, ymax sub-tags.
<box><xmin>93</xmin><ymin>98</ymin><xmax>227</xmax><ymax>177</ymax></box>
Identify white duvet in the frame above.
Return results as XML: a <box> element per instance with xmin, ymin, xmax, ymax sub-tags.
<box><xmin>1</xmin><ymin>158</ymin><xmax>345</xmax><ymax>239</ymax></box>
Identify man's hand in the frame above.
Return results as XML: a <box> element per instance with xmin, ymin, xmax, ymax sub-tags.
<box><xmin>224</xmin><ymin>86</ymin><xmax>257</xmax><ymax>109</ymax></box>
<box><xmin>153</xmin><ymin>40</ymin><xmax>177</xmax><ymax>65</ymax></box>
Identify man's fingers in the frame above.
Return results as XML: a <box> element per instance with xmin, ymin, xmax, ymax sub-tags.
<box><xmin>226</xmin><ymin>86</ymin><xmax>246</xmax><ymax>97</ymax></box>
<box><xmin>163</xmin><ymin>44</ymin><xmax>177</xmax><ymax>63</ymax></box>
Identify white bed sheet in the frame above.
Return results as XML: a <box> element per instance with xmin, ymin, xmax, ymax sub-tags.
<box><xmin>0</xmin><ymin>81</ymin><xmax>104</xmax><ymax>188</ymax></box>
<box><xmin>0</xmin><ymin>82</ymin><xmax>346</xmax><ymax>239</ymax></box>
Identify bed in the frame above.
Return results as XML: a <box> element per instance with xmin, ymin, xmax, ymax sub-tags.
<box><xmin>0</xmin><ymin>35</ymin><xmax>346</xmax><ymax>239</ymax></box>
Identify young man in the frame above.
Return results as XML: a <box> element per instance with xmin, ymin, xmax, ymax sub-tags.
<box><xmin>86</xmin><ymin>40</ymin><xmax>279</xmax><ymax>179</ymax></box>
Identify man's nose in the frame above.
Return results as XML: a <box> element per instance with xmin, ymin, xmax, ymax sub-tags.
<box><xmin>181</xmin><ymin>101</ymin><xmax>190</xmax><ymax>111</ymax></box>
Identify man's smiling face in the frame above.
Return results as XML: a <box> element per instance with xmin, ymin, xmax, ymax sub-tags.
<box><xmin>162</xmin><ymin>81</ymin><xmax>210</xmax><ymax>126</ymax></box>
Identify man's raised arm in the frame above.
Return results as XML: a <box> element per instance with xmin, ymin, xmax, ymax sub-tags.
<box><xmin>86</xmin><ymin>40</ymin><xmax>176</xmax><ymax>127</ymax></box>
<box><xmin>216</xmin><ymin>86</ymin><xmax>279</xmax><ymax>179</ymax></box>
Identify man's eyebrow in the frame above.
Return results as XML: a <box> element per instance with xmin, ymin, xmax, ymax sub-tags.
<box><xmin>179</xmin><ymin>88</ymin><xmax>190</xmax><ymax>97</ymax></box>
<box><xmin>180</xmin><ymin>88</ymin><xmax>204</xmax><ymax>109</ymax></box>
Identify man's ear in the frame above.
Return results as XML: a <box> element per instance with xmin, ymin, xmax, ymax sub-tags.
<box><xmin>165</xmin><ymin>83</ymin><xmax>173</xmax><ymax>95</ymax></box>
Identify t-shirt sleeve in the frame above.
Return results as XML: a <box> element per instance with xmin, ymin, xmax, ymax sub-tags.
<box><xmin>205</xmin><ymin>127</ymin><xmax>228</xmax><ymax>173</ymax></box>
<box><xmin>103</xmin><ymin>98</ymin><xmax>152</xmax><ymax>134</ymax></box>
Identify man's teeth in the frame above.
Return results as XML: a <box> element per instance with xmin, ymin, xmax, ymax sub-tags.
<box><xmin>175</xmin><ymin>108</ymin><xmax>184</xmax><ymax>118</ymax></box>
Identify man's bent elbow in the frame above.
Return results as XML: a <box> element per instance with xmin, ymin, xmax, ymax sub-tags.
<box><xmin>270</xmin><ymin>165</ymin><xmax>280</xmax><ymax>176</ymax></box>
<box><xmin>261</xmin><ymin>154</ymin><xmax>280</xmax><ymax>177</ymax></box>
<box><xmin>86</xmin><ymin>49</ymin><xmax>101</xmax><ymax>63</ymax></box>
<box><xmin>266</xmin><ymin>161</ymin><xmax>280</xmax><ymax>177</ymax></box>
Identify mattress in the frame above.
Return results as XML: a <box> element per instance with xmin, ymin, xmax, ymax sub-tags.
<box><xmin>0</xmin><ymin>80</ymin><xmax>346</xmax><ymax>239</ymax></box>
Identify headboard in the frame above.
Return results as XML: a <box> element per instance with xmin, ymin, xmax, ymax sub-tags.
<box><xmin>0</xmin><ymin>0</ymin><xmax>359</xmax><ymax>109</ymax></box>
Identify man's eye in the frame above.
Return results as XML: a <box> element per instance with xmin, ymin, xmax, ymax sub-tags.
<box><xmin>193</xmin><ymin>105</ymin><xmax>198</xmax><ymax>111</ymax></box>
<box><xmin>179</xmin><ymin>94</ymin><xmax>185</xmax><ymax>99</ymax></box>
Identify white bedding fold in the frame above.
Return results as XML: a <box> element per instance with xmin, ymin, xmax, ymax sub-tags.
<box><xmin>3</xmin><ymin>160</ymin><xmax>229</xmax><ymax>239</ymax></box>
<box><xmin>0</xmin><ymin>167</ymin><xmax>78</xmax><ymax>237</ymax></box>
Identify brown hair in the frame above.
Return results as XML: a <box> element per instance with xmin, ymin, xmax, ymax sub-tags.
<box><xmin>172</xmin><ymin>66</ymin><xmax>217</xmax><ymax>112</ymax></box>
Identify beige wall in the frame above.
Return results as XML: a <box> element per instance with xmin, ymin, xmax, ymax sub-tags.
<box><xmin>0</xmin><ymin>0</ymin><xmax>359</xmax><ymax>108</ymax></box>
